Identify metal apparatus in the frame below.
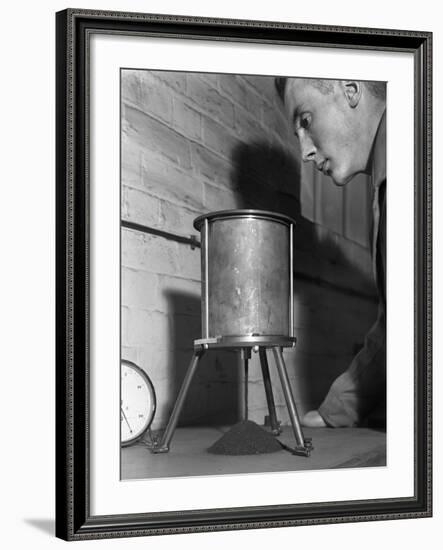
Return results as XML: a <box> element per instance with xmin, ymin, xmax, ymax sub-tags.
<box><xmin>151</xmin><ymin>210</ymin><xmax>312</xmax><ymax>457</ymax></box>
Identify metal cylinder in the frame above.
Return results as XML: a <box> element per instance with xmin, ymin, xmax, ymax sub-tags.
<box><xmin>194</xmin><ymin>210</ymin><xmax>295</xmax><ymax>341</ymax></box>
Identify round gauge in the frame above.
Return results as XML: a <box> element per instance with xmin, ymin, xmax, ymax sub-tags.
<box><xmin>121</xmin><ymin>360</ymin><xmax>156</xmax><ymax>447</ymax></box>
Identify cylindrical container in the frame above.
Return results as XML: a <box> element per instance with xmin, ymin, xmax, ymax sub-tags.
<box><xmin>193</xmin><ymin>210</ymin><xmax>295</xmax><ymax>342</ymax></box>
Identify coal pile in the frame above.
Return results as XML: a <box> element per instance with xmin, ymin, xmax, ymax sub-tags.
<box><xmin>207</xmin><ymin>420</ymin><xmax>282</xmax><ymax>455</ymax></box>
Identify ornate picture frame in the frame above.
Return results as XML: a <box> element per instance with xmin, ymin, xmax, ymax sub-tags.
<box><xmin>55</xmin><ymin>9</ymin><xmax>432</xmax><ymax>540</ymax></box>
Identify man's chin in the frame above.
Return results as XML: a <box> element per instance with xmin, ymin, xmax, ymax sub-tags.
<box><xmin>330</xmin><ymin>171</ymin><xmax>354</xmax><ymax>187</ymax></box>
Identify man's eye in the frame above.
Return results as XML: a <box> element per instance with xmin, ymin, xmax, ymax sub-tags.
<box><xmin>299</xmin><ymin>114</ymin><xmax>312</xmax><ymax>129</ymax></box>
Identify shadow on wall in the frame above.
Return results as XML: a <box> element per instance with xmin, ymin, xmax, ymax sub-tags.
<box><xmin>231</xmin><ymin>141</ymin><xmax>377</xmax><ymax>280</ymax></box>
<box><xmin>231</xmin><ymin>141</ymin><xmax>302</xmax><ymax>218</ymax></box>
<box><xmin>231</xmin><ymin>141</ymin><xmax>378</xmax><ymax>411</ymax></box>
<box><xmin>164</xmin><ymin>289</ymin><xmax>240</xmax><ymax>427</ymax></box>
<box><xmin>161</xmin><ymin>142</ymin><xmax>379</xmax><ymax>425</ymax></box>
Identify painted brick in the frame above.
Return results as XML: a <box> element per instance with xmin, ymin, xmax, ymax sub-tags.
<box><xmin>143</xmin><ymin>349</ymin><xmax>240</xmax><ymax>428</ymax></box>
<box><xmin>294</xmin><ymin>247</ymin><xmax>375</xmax><ymax>297</ymax></box>
<box><xmin>270</xmin><ymin>350</ymin><xmax>338</xmax><ymax>408</ymax></box>
<box><xmin>300</xmin><ymin>160</ymin><xmax>315</xmax><ymax>222</ymax></box>
<box><xmin>344</xmin><ymin>172</ymin><xmax>372</xmax><ymax>247</ymax></box>
<box><xmin>201</xmin><ymin>115</ymin><xmax>241</xmax><ymax>161</ymax></box>
<box><xmin>199</xmin><ymin>351</ymin><xmax>239</xmax><ymax>383</ymax></box>
<box><xmin>121</xmin><ymin>134</ymin><xmax>142</xmax><ymax>189</ymax></box>
<box><xmin>176</xmin><ymin>244</ymin><xmax>201</xmax><ymax>281</ymax></box>
<box><xmin>159</xmin><ymin>199</ymin><xmax>201</xmax><ymax>236</ymax></box>
<box><xmin>191</xmin><ymin>143</ymin><xmax>233</xmax><ymax>190</ymax></box>
<box><xmin>137</xmin><ymin>349</ymin><xmax>189</xmax><ymax>385</ymax></box>
<box><xmin>261</xmin><ymin>102</ymin><xmax>293</xmax><ymax>143</ymax></box>
<box><xmin>197</xmin><ymin>73</ymin><xmax>219</xmax><ymax>88</ymax></box>
<box><xmin>288</xmin><ymin>357</ymin><xmax>352</xmax><ymax>408</ymax></box>
<box><xmin>122</xmin><ymin>228</ymin><xmax>201</xmax><ymax>282</ymax></box>
<box><xmin>317</xmin><ymin>226</ymin><xmax>374</xmax><ymax>286</ymax></box>
<box><xmin>292</xmin><ymin>297</ymin><xmax>376</xmax><ymax>336</ymax></box>
<box><xmin>291</xmin><ymin>326</ymin><xmax>360</xmax><ymax>356</ymax></box>
<box><xmin>203</xmin><ymin>181</ymin><xmax>240</xmax><ymax>211</ymax></box>
<box><xmin>124</xmin><ymin>308</ymin><xmax>170</xmax><ymax>348</ymax></box>
<box><xmin>141</xmin><ymin>149</ymin><xmax>204</xmax><ymax>211</ymax></box>
<box><xmin>150</xmin><ymin>375</ymin><xmax>182</xmax><ymax>429</ymax></box>
<box><xmin>245</xmin><ymin>379</ymin><xmax>286</xmax><ymax>411</ymax></box>
<box><xmin>140</xmin><ymin>354</ymin><xmax>236</xmax><ymax>427</ymax></box>
<box><xmin>172</xmin><ymin>97</ymin><xmax>202</xmax><ymax>141</ymax></box>
<box><xmin>233</xmin><ymin>106</ymin><xmax>264</xmax><ymax>142</ymax></box>
<box><xmin>317</xmin><ymin>172</ymin><xmax>345</xmax><ymax>235</ymax></box>
<box><xmin>186</xmin><ymin>76</ymin><xmax>234</xmax><ymax>126</ymax></box>
<box><xmin>241</xmin><ymin>75</ymin><xmax>279</xmax><ymax>104</ymax></box>
<box><xmin>121</xmin><ymin>306</ymin><xmax>131</xmax><ymax>348</ymax></box>
<box><xmin>249</xmin><ymin>403</ymin><xmax>308</xmax><ymax>427</ymax></box>
<box><xmin>122</xmin><ymin>229</ymin><xmax>180</xmax><ymax>276</ymax></box>
<box><xmin>293</xmin><ymin>280</ymin><xmax>378</xmax><ymax>327</ymax></box>
<box><xmin>190</xmin><ymin>384</ymin><xmax>239</xmax><ymax>425</ymax></box>
<box><xmin>121</xmin><ymin>346</ymin><xmax>139</xmax><ymax>364</ymax></box>
<box><xmin>309</xmin><ymin>219</ymin><xmax>373</xmax><ymax>272</ymax></box>
<box><xmin>180</xmin><ymin>379</ymin><xmax>238</xmax><ymax>426</ymax></box>
<box><xmin>121</xmin><ymin>186</ymin><xmax>160</xmax><ymax>227</ymax></box>
<box><xmin>241</xmin><ymin>343</ymin><xmax>348</xmax><ymax>425</ymax></box>
<box><xmin>156</xmin><ymin>274</ymin><xmax>201</xmax><ymax>316</ymax></box>
<box><xmin>155</xmin><ymin>70</ymin><xmax>187</xmax><ymax>94</ymax></box>
<box><xmin>171</xmin><ymin>313</ymin><xmax>201</xmax><ymax>350</ymax></box>
<box><xmin>219</xmin><ymin>75</ymin><xmax>263</xmax><ymax>114</ymax></box>
<box><xmin>121</xmin><ymin>267</ymin><xmax>160</xmax><ymax>310</ymax></box>
<box><xmin>135</xmin><ymin>313</ymin><xmax>199</xmax><ymax>357</ymax></box>
<box><xmin>122</xmin><ymin>70</ymin><xmax>172</xmax><ymax>124</ymax></box>
<box><xmin>292</xmin><ymin>307</ymin><xmax>376</xmax><ymax>354</ymax></box>
<box><xmin>124</xmin><ymin>104</ymin><xmax>191</xmax><ymax>170</ymax></box>
<box><xmin>244</xmin><ymin>352</ymin><xmax>263</xmax><ymax>383</ymax></box>
<box><xmin>330</xmin><ymin>237</ymin><xmax>374</xmax><ymax>286</ymax></box>
<box><xmin>120</xmin><ymin>69</ymin><xmax>382</xmax><ymax>426</ymax></box>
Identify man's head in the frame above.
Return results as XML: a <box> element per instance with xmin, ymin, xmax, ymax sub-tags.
<box><xmin>275</xmin><ymin>77</ymin><xmax>386</xmax><ymax>186</ymax></box>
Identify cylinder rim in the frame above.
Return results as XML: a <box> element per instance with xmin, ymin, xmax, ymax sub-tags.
<box><xmin>193</xmin><ymin>209</ymin><xmax>296</xmax><ymax>231</ymax></box>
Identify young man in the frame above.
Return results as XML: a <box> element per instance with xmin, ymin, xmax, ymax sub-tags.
<box><xmin>275</xmin><ymin>77</ymin><xmax>386</xmax><ymax>428</ymax></box>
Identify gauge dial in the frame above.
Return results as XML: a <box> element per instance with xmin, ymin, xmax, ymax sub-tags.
<box><xmin>121</xmin><ymin>360</ymin><xmax>156</xmax><ymax>447</ymax></box>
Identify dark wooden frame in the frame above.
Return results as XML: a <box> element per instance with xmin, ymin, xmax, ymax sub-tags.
<box><xmin>55</xmin><ymin>8</ymin><xmax>432</xmax><ymax>541</ymax></box>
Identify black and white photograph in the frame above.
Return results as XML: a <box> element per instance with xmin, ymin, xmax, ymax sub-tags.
<box><xmin>120</xmin><ymin>69</ymin><xmax>387</xmax><ymax>480</ymax></box>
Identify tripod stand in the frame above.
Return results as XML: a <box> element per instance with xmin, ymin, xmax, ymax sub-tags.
<box><xmin>151</xmin><ymin>335</ymin><xmax>313</xmax><ymax>457</ymax></box>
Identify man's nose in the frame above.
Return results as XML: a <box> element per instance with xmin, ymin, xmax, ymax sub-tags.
<box><xmin>300</xmin><ymin>135</ymin><xmax>316</xmax><ymax>163</ymax></box>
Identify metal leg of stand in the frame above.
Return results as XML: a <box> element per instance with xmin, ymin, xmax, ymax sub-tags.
<box><xmin>272</xmin><ymin>347</ymin><xmax>312</xmax><ymax>456</ymax></box>
<box><xmin>151</xmin><ymin>349</ymin><xmax>204</xmax><ymax>453</ymax></box>
<box><xmin>241</xmin><ymin>348</ymin><xmax>251</xmax><ymax>421</ymax></box>
<box><xmin>259</xmin><ymin>348</ymin><xmax>281</xmax><ymax>435</ymax></box>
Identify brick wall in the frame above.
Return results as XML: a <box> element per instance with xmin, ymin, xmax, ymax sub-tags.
<box><xmin>121</xmin><ymin>69</ymin><xmax>378</xmax><ymax>429</ymax></box>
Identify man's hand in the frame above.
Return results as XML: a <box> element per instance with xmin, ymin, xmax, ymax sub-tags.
<box><xmin>302</xmin><ymin>410</ymin><xmax>327</xmax><ymax>428</ymax></box>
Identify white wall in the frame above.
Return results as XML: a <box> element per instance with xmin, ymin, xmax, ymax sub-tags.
<box><xmin>120</xmin><ymin>68</ymin><xmax>378</xmax><ymax>428</ymax></box>
<box><xmin>1</xmin><ymin>1</ymin><xmax>440</xmax><ymax>549</ymax></box>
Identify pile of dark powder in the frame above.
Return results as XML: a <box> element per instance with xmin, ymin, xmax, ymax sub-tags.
<box><xmin>207</xmin><ymin>420</ymin><xmax>282</xmax><ymax>455</ymax></box>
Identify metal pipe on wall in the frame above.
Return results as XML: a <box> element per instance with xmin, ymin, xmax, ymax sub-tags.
<box><xmin>121</xmin><ymin>218</ymin><xmax>378</xmax><ymax>304</ymax></box>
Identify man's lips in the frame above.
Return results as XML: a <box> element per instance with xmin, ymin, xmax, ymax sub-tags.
<box><xmin>317</xmin><ymin>160</ymin><xmax>329</xmax><ymax>174</ymax></box>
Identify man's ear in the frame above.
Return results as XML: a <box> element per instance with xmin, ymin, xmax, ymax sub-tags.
<box><xmin>342</xmin><ymin>81</ymin><xmax>362</xmax><ymax>108</ymax></box>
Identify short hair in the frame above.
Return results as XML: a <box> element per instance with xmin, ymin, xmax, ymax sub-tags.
<box><xmin>274</xmin><ymin>77</ymin><xmax>386</xmax><ymax>102</ymax></box>
<box><xmin>275</xmin><ymin>77</ymin><xmax>288</xmax><ymax>103</ymax></box>
<box><xmin>364</xmin><ymin>81</ymin><xmax>386</xmax><ymax>100</ymax></box>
